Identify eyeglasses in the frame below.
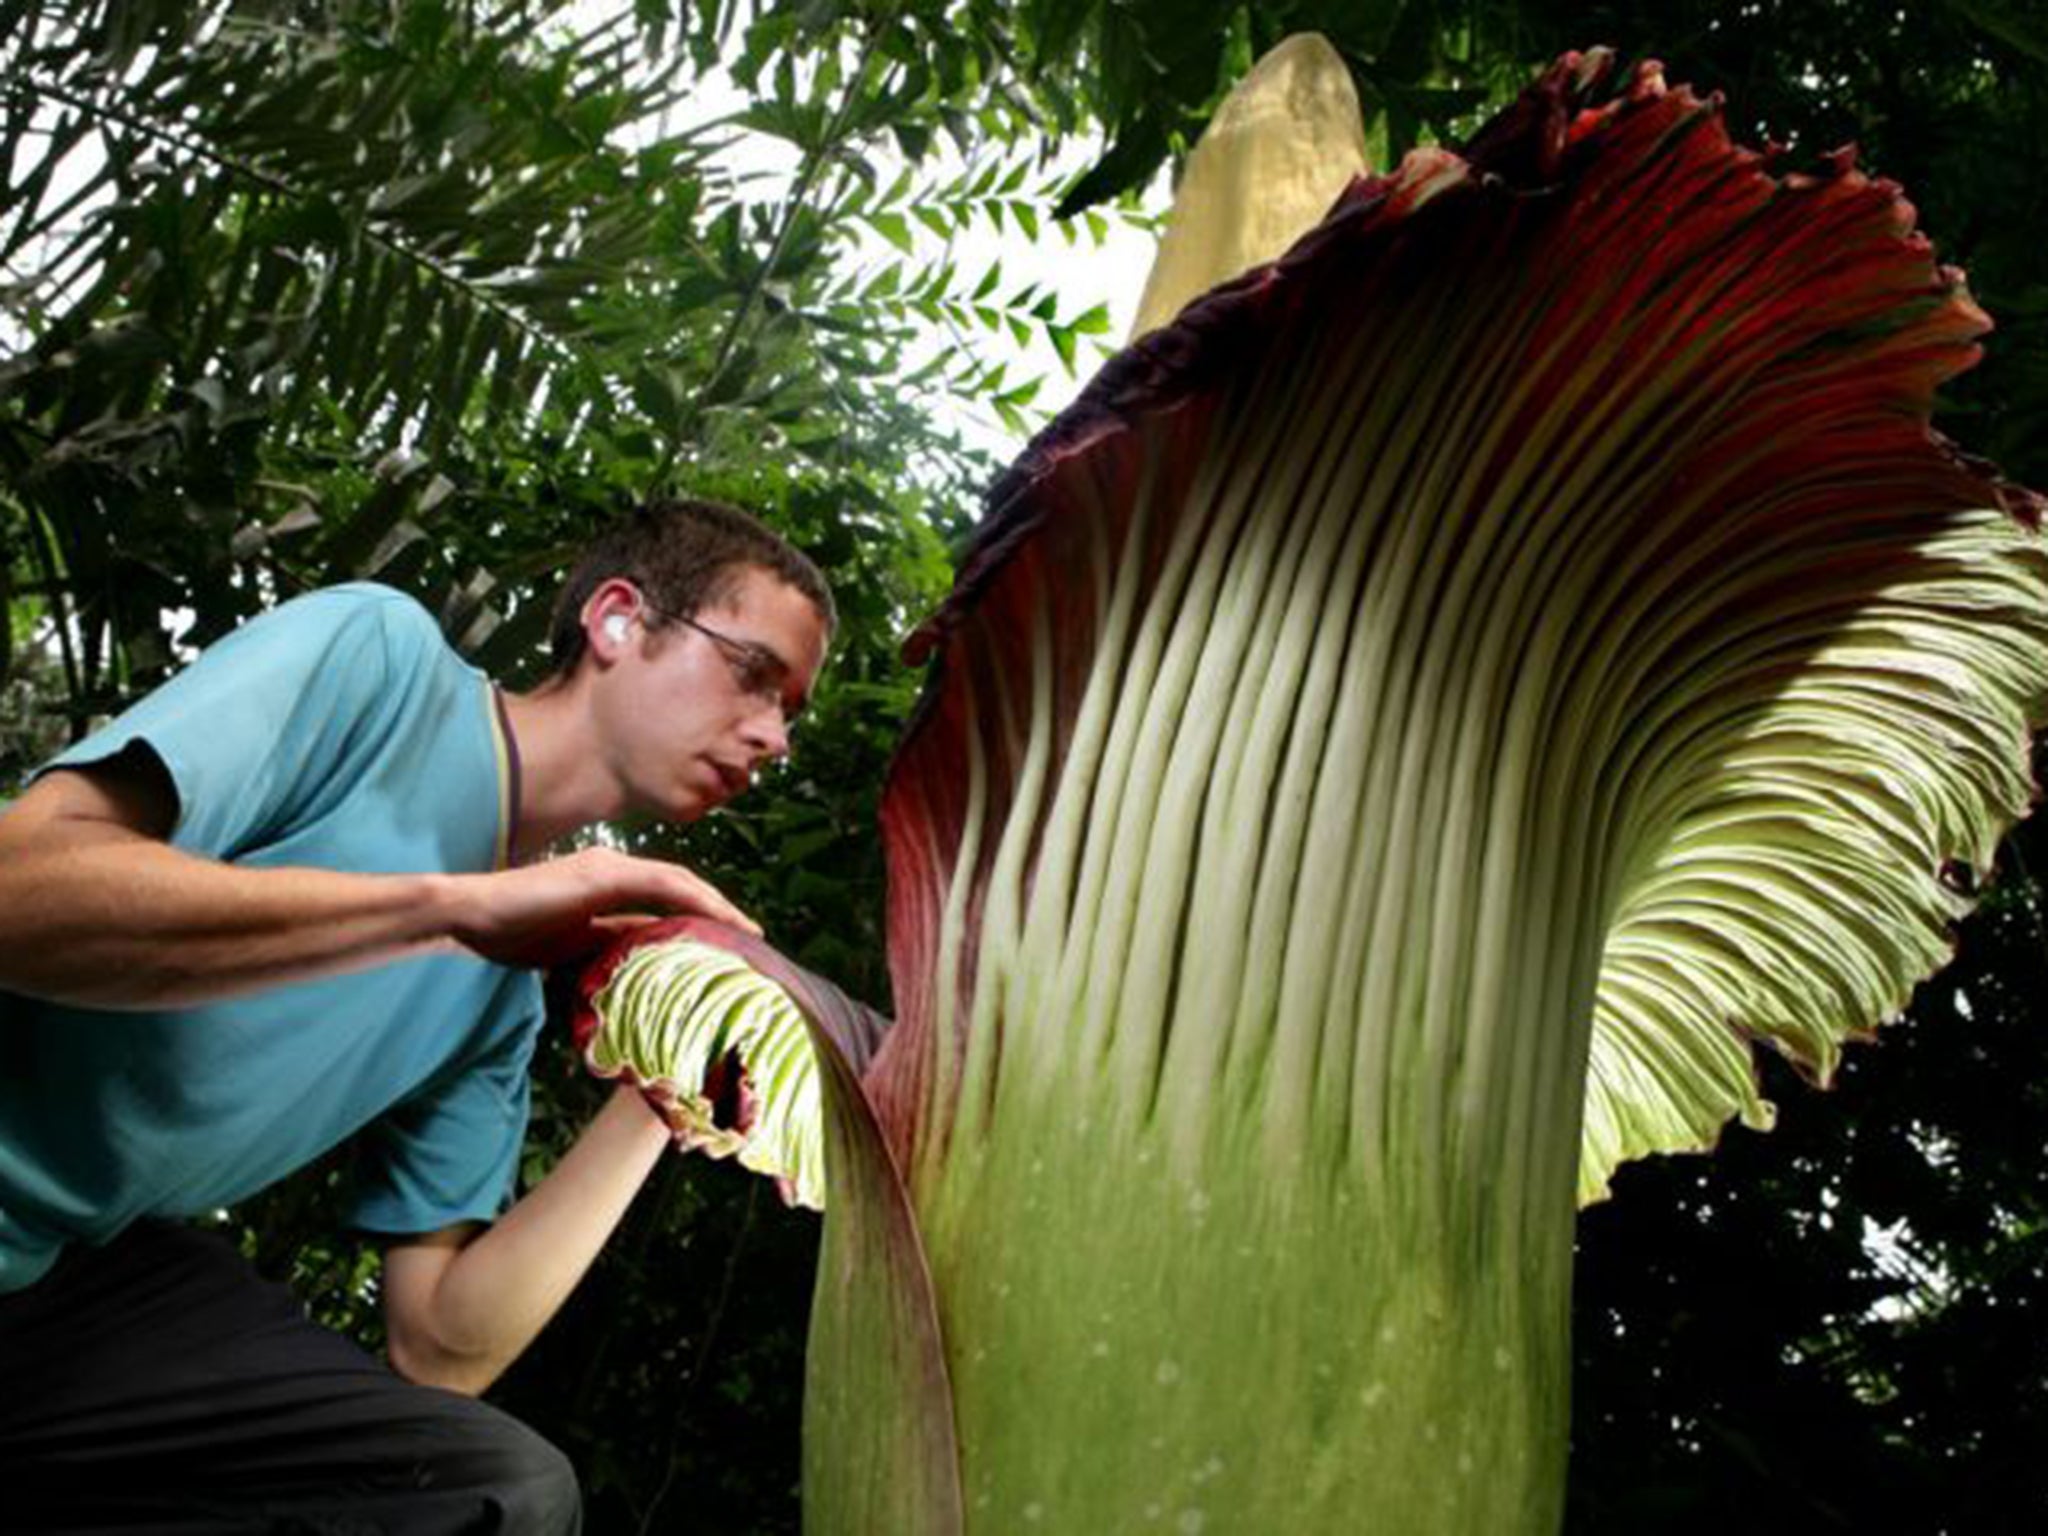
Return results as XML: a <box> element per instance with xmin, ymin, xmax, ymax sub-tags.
<box><xmin>647</xmin><ymin>604</ymin><xmax>806</xmax><ymax>727</ymax></box>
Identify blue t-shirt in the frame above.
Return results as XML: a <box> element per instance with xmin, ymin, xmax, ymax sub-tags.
<box><xmin>0</xmin><ymin>584</ymin><xmax>543</xmax><ymax>1293</ymax></box>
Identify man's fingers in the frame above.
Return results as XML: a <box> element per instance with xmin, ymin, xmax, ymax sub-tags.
<box><xmin>456</xmin><ymin>851</ymin><xmax>763</xmax><ymax>970</ymax></box>
<box><xmin>607</xmin><ymin>854</ymin><xmax>759</xmax><ymax>935</ymax></box>
<box><xmin>672</xmin><ymin>870</ymin><xmax>760</xmax><ymax>935</ymax></box>
<box><xmin>585</xmin><ymin>912</ymin><xmax>662</xmax><ymax>939</ymax></box>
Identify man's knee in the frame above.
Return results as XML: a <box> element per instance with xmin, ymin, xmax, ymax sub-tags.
<box><xmin>498</xmin><ymin>1419</ymin><xmax>581</xmax><ymax>1536</ymax></box>
<box><xmin>430</xmin><ymin>1395</ymin><xmax>582</xmax><ymax>1535</ymax></box>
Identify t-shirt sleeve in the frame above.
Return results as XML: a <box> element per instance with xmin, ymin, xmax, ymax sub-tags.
<box><xmin>36</xmin><ymin>586</ymin><xmax>428</xmax><ymax>860</ymax></box>
<box><xmin>345</xmin><ymin>975</ymin><xmax>544</xmax><ymax>1237</ymax></box>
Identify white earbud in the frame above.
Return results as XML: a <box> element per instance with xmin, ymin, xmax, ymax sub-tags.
<box><xmin>604</xmin><ymin>614</ymin><xmax>629</xmax><ymax>643</ymax></box>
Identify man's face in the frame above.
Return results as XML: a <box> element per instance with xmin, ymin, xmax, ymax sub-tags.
<box><xmin>595</xmin><ymin>565</ymin><xmax>829</xmax><ymax>823</ymax></box>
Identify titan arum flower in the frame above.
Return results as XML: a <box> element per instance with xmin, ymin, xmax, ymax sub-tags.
<box><xmin>580</xmin><ymin>38</ymin><xmax>2048</xmax><ymax>1533</ymax></box>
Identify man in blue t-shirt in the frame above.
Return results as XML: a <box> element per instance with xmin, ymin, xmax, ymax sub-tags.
<box><xmin>0</xmin><ymin>499</ymin><xmax>834</xmax><ymax>1532</ymax></box>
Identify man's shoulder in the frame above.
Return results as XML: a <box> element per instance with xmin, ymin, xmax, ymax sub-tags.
<box><xmin>271</xmin><ymin>581</ymin><xmax>443</xmax><ymax>648</ymax></box>
<box><xmin>244</xmin><ymin>582</ymin><xmax>469</xmax><ymax>686</ymax></box>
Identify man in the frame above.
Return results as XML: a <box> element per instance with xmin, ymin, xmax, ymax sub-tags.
<box><xmin>0</xmin><ymin>498</ymin><xmax>834</xmax><ymax>1532</ymax></box>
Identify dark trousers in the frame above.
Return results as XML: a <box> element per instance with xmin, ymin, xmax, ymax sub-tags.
<box><xmin>0</xmin><ymin>1220</ymin><xmax>581</xmax><ymax>1534</ymax></box>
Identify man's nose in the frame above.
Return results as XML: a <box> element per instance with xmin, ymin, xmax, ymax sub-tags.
<box><xmin>741</xmin><ymin>705</ymin><xmax>790</xmax><ymax>763</ymax></box>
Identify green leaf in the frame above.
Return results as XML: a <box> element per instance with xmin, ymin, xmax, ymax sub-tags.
<box><xmin>870</xmin><ymin>210</ymin><xmax>914</xmax><ymax>254</ymax></box>
<box><xmin>1053</xmin><ymin>117</ymin><xmax>1169</xmax><ymax>219</ymax></box>
<box><xmin>1046</xmin><ymin>321</ymin><xmax>1077</xmax><ymax>371</ymax></box>
<box><xmin>1941</xmin><ymin>0</ymin><xmax>2048</xmax><ymax>61</ymax></box>
<box><xmin>891</xmin><ymin>120</ymin><xmax>932</xmax><ymax>161</ymax></box>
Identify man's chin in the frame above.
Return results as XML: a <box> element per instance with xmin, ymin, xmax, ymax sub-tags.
<box><xmin>623</xmin><ymin>785</ymin><xmax>709</xmax><ymax>824</ymax></box>
<box><xmin>673</xmin><ymin>782</ymin><xmax>730</xmax><ymax>821</ymax></box>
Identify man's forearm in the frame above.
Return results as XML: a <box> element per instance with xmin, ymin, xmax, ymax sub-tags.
<box><xmin>381</xmin><ymin>1086</ymin><xmax>671</xmax><ymax>1395</ymax></box>
<box><xmin>0</xmin><ymin>767</ymin><xmax>755</xmax><ymax>1011</ymax></box>
<box><xmin>0</xmin><ymin>831</ymin><xmax>456</xmax><ymax>1009</ymax></box>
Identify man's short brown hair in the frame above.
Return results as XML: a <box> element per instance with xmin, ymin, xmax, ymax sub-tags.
<box><xmin>549</xmin><ymin>498</ymin><xmax>835</xmax><ymax>674</ymax></box>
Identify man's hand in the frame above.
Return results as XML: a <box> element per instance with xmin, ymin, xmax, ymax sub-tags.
<box><xmin>436</xmin><ymin>847</ymin><xmax>758</xmax><ymax>970</ymax></box>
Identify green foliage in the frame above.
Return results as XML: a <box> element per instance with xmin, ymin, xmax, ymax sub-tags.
<box><xmin>0</xmin><ymin>4</ymin><xmax>1128</xmax><ymax>1527</ymax></box>
<box><xmin>0</xmin><ymin>0</ymin><xmax>1131</xmax><ymax>751</ymax></box>
<box><xmin>4</xmin><ymin>0</ymin><xmax>724</xmax><ymax>719</ymax></box>
<box><xmin>837</xmin><ymin>152</ymin><xmax>1141</xmax><ymax>432</ymax></box>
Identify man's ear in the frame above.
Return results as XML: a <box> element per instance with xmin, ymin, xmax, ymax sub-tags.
<box><xmin>582</xmin><ymin>578</ymin><xmax>643</xmax><ymax>664</ymax></box>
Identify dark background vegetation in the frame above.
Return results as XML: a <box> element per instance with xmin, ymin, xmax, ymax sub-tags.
<box><xmin>4</xmin><ymin>1</ymin><xmax>2046</xmax><ymax>1530</ymax></box>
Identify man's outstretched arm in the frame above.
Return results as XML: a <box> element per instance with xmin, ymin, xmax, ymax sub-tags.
<box><xmin>0</xmin><ymin>753</ymin><xmax>754</xmax><ymax>1011</ymax></box>
<box><xmin>379</xmin><ymin>1085</ymin><xmax>673</xmax><ymax>1396</ymax></box>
